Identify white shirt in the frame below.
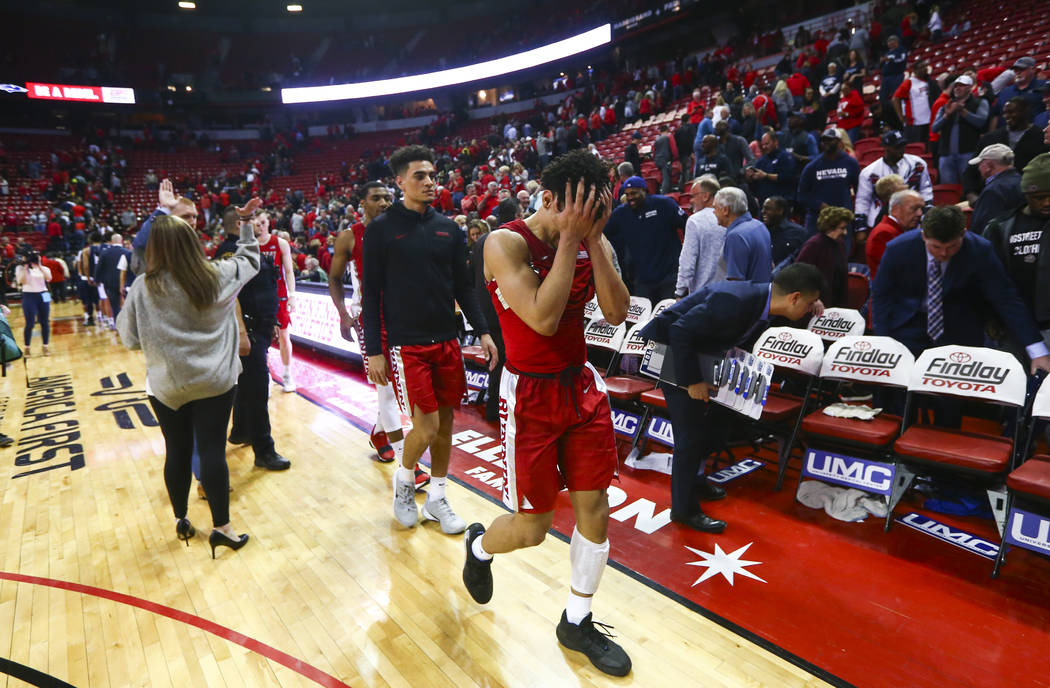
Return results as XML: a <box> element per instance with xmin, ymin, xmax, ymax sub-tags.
<box><xmin>855</xmin><ymin>153</ymin><xmax>934</xmax><ymax>228</ymax></box>
<box><xmin>16</xmin><ymin>264</ymin><xmax>51</xmax><ymax>293</ymax></box>
<box><xmin>907</xmin><ymin>77</ymin><xmax>932</xmax><ymax>126</ymax></box>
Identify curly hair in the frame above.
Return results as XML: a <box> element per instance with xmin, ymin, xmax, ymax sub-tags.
<box><xmin>816</xmin><ymin>205</ymin><xmax>855</xmax><ymax>234</ymax></box>
<box><xmin>539</xmin><ymin>149</ymin><xmax>611</xmax><ymax>212</ymax></box>
<box><xmin>388</xmin><ymin>145</ymin><xmax>434</xmax><ymax>177</ymax></box>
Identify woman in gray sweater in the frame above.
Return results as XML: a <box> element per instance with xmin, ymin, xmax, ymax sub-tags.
<box><xmin>117</xmin><ymin>206</ymin><xmax>260</xmax><ymax>557</ymax></box>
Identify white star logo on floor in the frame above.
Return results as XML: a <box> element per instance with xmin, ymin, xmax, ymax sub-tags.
<box><xmin>685</xmin><ymin>542</ymin><xmax>766</xmax><ymax>586</ymax></box>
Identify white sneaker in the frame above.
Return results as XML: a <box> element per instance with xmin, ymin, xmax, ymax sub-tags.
<box><xmin>392</xmin><ymin>471</ymin><xmax>418</xmax><ymax>528</ymax></box>
<box><xmin>282</xmin><ymin>371</ymin><xmax>296</xmax><ymax>393</ymax></box>
<box><xmin>421</xmin><ymin>496</ymin><xmax>466</xmax><ymax>534</ymax></box>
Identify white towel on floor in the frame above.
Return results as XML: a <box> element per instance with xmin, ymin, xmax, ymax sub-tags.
<box><xmin>797</xmin><ymin>480</ymin><xmax>888</xmax><ymax>522</ymax></box>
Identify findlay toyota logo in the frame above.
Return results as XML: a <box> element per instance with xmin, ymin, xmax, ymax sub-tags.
<box><xmin>811</xmin><ymin>316</ymin><xmax>856</xmax><ymax>336</ymax></box>
<box><xmin>853</xmin><ymin>340</ymin><xmax>872</xmax><ymax>351</ymax></box>
<box><xmin>923</xmin><ymin>355</ymin><xmax>1009</xmax><ymax>392</ymax></box>
<box><xmin>830</xmin><ymin>343</ymin><xmax>902</xmax><ymax>377</ymax></box>
<box><xmin>757</xmin><ymin>332</ymin><xmax>813</xmax><ymax>363</ymax></box>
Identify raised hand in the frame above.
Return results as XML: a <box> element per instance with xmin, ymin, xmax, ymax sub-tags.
<box><xmin>236</xmin><ymin>197</ymin><xmax>262</xmax><ymax>218</ymax></box>
<box><xmin>552</xmin><ymin>179</ymin><xmax>598</xmax><ymax>246</ymax></box>
<box><xmin>158</xmin><ymin>179</ymin><xmax>177</xmax><ymax>210</ymax></box>
<box><xmin>585</xmin><ymin>187</ymin><xmax>613</xmax><ymax>244</ymax></box>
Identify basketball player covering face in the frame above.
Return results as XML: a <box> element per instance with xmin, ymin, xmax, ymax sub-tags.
<box><xmin>463</xmin><ymin>150</ymin><xmax>633</xmax><ymax>676</ymax></box>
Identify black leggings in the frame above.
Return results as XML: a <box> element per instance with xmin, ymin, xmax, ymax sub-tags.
<box><xmin>149</xmin><ymin>387</ymin><xmax>236</xmax><ymax>527</ymax></box>
<box><xmin>21</xmin><ymin>292</ymin><xmax>50</xmax><ymax>346</ymax></box>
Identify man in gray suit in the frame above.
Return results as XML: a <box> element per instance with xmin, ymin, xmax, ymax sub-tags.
<box><xmin>653</xmin><ymin>124</ymin><xmax>678</xmax><ymax>194</ymax></box>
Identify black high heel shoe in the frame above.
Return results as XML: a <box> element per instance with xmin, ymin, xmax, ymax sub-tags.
<box><xmin>209</xmin><ymin>529</ymin><xmax>250</xmax><ymax>559</ymax></box>
<box><xmin>176</xmin><ymin>518</ymin><xmax>196</xmax><ymax>545</ymax></box>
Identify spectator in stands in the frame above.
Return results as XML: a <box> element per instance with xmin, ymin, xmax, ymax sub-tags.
<box><xmin>735</xmin><ymin>102</ymin><xmax>761</xmax><ymax>143</ymax></box>
<box><xmin>624</xmin><ymin>132</ymin><xmax>642</xmax><ymax>180</ymax></box>
<box><xmin>675</xmin><ymin>175</ymin><xmax>724</xmax><ymax>297</ymax></box>
<box><xmin>716</xmin><ymin>186</ymin><xmax>771</xmax><ymax>283</ymax></box>
<box><xmin>747</xmin><ymin>129</ymin><xmax>797</xmax><ymax>204</ymax></box>
<box><xmin>844</xmin><ymin>50</ymin><xmax>866</xmax><ymax>83</ymax></box>
<box><xmin>878</xmin><ymin>35</ymin><xmax>908</xmax><ymax>129</ymax></box>
<box><xmin>687</xmin><ymin>89</ymin><xmax>706</xmax><ymax>125</ymax></box>
<box><xmin>819</xmin><ymin>62</ymin><xmax>842</xmax><ymax>113</ymax></box>
<box><xmin>928</xmin><ymin>5</ymin><xmax>943</xmax><ymax>43</ymax></box>
<box><xmin>855</xmin><ymin>130</ymin><xmax>933</xmax><ymax>230</ymax></box>
<box><xmin>984</xmin><ymin>153</ymin><xmax>1050</xmax><ymax>350</ymax></box>
<box><xmin>1034</xmin><ymin>84</ymin><xmax>1050</xmax><ymax>130</ymax></box>
<box><xmin>605</xmin><ymin>176</ymin><xmax>687</xmax><ymax>301</ymax></box>
<box><xmin>931</xmin><ymin>75</ymin><xmax>989</xmax><ymax>185</ymax></box>
<box><xmin>300</xmin><ymin>256</ymin><xmax>327</xmax><ymax>283</ymax></box>
<box><xmin>800</xmin><ymin>88</ymin><xmax>826</xmax><ymax>134</ymax></box>
<box><xmin>675</xmin><ymin>115</ymin><xmax>696</xmax><ymax>188</ymax></box>
<box><xmin>872</xmin><ymin>204</ymin><xmax>1050</xmax><ymax>374</ymax></box>
<box><xmin>478</xmin><ymin>182</ymin><xmax>501</xmax><ymax>219</ymax></box>
<box><xmin>835</xmin><ymin>79</ymin><xmax>868</xmax><ymax>143</ymax></box>
<box><xmin>695</xmin><ymin>135</ymin><xmax>731</xmax><ymax>180</ymax></box>
<box><xmin>849</xmin><ymin>22</ymin><xmax>869</xmax><ymax>59</ymax></box>
<box><xmin>992</xmin><ymin>57</ymin><xmax>1047</xmax><ymax>131</ymax></box>
<box><xmin>968</xmin><ymin>144</ymin><xmax>1024</xmax><ymax>234</ymax></box>
<box><xmin>714</xmin><ymin>120</ymin><xmax>755</xmax><ymax>183</ymax></box>
<box><xmin>798</xmin><ymin>127</ymin><xmax>861</xmax><ymax>235</ymax></box>
<box><xmin>892</xmin><ymin>60</ymin><xmax>936</xmax><ymax>145</ymax></box>
<box><xmin>866</xmin><ymin>189</ymin><xmax>926</xmax><ymax>279</ymax></box>
<box><xmin>652</xmin><ymin>124</ymin><xmax>678</xmax><ymax>194</ymax></box>
<box><xmin>763</xmin><ymin>196</ymin><xmax>807</xmax><ymax>267</ymax></box>
<box><xmin>784</xmin><ymin>113</ymin><xmax>819</xmax><ymax>167</ymax></box>
<box><xmin>984</xmin><ymin>98</ymin><xmax>1048</xmax><ymax>174</ymax></box>
<box><xmin>795</xmin><ymin>205</ymin><xmax>852</xmax><ymax>307</ymax></box>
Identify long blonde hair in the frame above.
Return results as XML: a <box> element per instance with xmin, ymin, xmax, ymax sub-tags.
<box><xmin>144</xmin><ymin>214</ymin><xmax>219</xmax><ymax>309</ymax></box>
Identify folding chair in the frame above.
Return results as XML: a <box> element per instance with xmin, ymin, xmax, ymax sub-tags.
<box><xmin>625</xmin><ymin>295</ymin><xmax>652</xmax><ymax>329</ymax></box>
<box><xmin>795</xmin><ymin>336</ymin><xmax>915</xmax><ymax>509</ymax></box>
<box><xmin>749</xmin><ymin>326</ymin><xmax>827</xmax><ymax>490</ymax></box>
<box><xmin>808</xmin><ymin>307</ymin><xmax>866</xmax><ymax>344</ymax></box>
<box><xmin>993</xmin><ymin>373</ymin><xmax>1050</xmax><ymax>577</ymax></box>
<box><xmin>583</xmin><ymin>296</ymin><xmax>604</xmax><ymax>325</ymax></box>
<box><xmin>605</xmin><ymin>323</ymin><xmax>658</xmax><ymax>454</ymax></box>
<box><xmin>888</xmin><ymin>345</ymin><xmax>1028</xmax><ymax>533</ymax></box>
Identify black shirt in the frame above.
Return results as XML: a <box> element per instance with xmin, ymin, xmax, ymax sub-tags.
<box><xmin>1006</xmin><ymin>212</ymin><xmax>1049</xmax><ymax>318</ymax></box>
<box><xmin>362</xmin><ymin>202</ymin><xmax>487</xmax><ymax>355</ymax></box>
<box><xmin>215</xmin><ymin>234</ymin><xmax>278</xmax><ymax>327</ymax></box>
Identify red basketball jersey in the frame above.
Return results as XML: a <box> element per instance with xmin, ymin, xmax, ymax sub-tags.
<box><xmin>259</xmin><ymin>233</ymin><xmax>287</xmax><ymax>298</ymax></box>
<box><xmin>487</xmin><ymin>220</ymin><xmax>594</xmax><ymax>374</ymax></box>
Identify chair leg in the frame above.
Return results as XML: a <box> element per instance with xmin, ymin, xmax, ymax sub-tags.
<box><xmin>884</xmin><ymin>463</ymin><xmax>915</xmax><ymax>532</ymax></box>
<box><xmin>992</xmin><ymin>492</ymin><xmax>1014</xmax><ymax>579</ymax></box>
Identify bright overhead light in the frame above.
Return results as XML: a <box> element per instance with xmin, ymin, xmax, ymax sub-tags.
<box><xmin>286</xmin><ymin>4</ymin><xmax>302</xmax><ymax>11</ymax></box>
<box><xmin>282</xmin><ymin>24</ymin><xmax>611</xmax><ymax>103</ymax></box>
<box><xmin>185</xmin><ymin>85</ymin><xmax>192</xmax><ymax>92</ymax></box>
<box><xmin>178</xmin><ymin>1</ymin><xmax>195</xmax><ymax>8</ymax></box>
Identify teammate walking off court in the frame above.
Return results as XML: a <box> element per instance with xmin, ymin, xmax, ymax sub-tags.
<box><xmin>464</xmin><ymin>150</ymin><xmax>633</xmax><ymax>676</ymax></box>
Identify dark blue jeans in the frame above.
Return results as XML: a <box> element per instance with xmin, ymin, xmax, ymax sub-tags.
<box><xmin>21</xmin><ymin>292</ymin><xmax>50</xmax><ymax>346</ymax></box>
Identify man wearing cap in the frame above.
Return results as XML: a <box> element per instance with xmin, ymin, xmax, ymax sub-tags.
<box><xmin>605</xmin><ymin>176</ymin><xmax>688</xmax><ymax>301</ymax></box>
<box><xmin>797</xmin><ymin>127</ymin><xmax>860</xmax><ymax>235</ymax></box>
<box><xmin>931</xmin><ymin>74</ymin><xmax>989</xmax><ymax>185</ymax></box>
<box><xmin>963</xmin><ymin>97</ymin><xmax>1050</xmax><ymax>203</ymax></box>
<box><xmin>892</xmin><ymin>60</ymin><xmax>937</xmax><ymax>146</ymax></box>
<box><xmin>855</xmin><ymin>130</ymin><xmax>933</xmax><ymax>230</ymax></box>
<box><xmin>984</xmin><ymin>153</ymin><xmax>1050</xmax><ymax>350</ymax></box>
<box><xmin>992</xmin><ymin>57</ymin><xmax>1047</xmax><ymax>131</ymax></box>
<box><xmin>968</xmin><ymin>144</ymin><xmax>1024</xmax><ymax>233</ymax></box>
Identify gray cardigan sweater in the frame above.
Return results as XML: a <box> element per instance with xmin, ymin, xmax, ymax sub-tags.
<box><xmin>117</xmin><ymin>221</ymin><xmax>260</xmax><ymax>410</ymax></box>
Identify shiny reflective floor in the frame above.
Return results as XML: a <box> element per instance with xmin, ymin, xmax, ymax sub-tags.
<box><xmin>0</xmin><ymin>301</ymin><xmax>828</xmax><ymax>688</ymax></box>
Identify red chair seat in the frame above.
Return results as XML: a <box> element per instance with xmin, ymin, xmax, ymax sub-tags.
<box><xmin>1007</xmin><ymin>455</ymin><xmax>1050</xmax><ymax>501</ymax></box>
<box><xmin>640</xmin><ymin>388</ymin><xmax>666</xmax><ymax>408</ymax></box>
<box><xmin>460</xmin><ymin>345</ymin><xmax>488</xmax><ymax>368</ymax></box>
<box><xmin>801</xmin><ymin>410</ymin><xmax>901</xmax><ymax>447</ymax></box>
<box><xmin>761</xmin><ymin>392</ymin><xmax>801</xmax><ymax>422</ymax></box>
<box><xmin>894</xmin><ymin>428</ymin><xmax>1013</xmax><ymax>473</ymax></box>
<box><xmin>604</xmin><ymin>376</ymin><xmax>655</xmax><ymax>401</ymax></box>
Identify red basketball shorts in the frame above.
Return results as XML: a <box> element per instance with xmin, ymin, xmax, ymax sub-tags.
<box><xmin>276</xmin><ymin>298</ymin><xmax>291</xmax><ymax>330</ymax></box>
<box><xmin>353</xmin><ymin>317</ymin><xmax>388</xmax><ymax>381</ymax></box>
<box><xmin>387</xmin><ymin>340</ymin><xmax>466</xmax><ymax>416</ymax></box>
<box><xmin>498</xmin><ymin>362</ymin><xmax>617</xmax><ymax>514</ymax></box>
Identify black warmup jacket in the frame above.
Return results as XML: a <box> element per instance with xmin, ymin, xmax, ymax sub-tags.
<box><xmin>362</xmin><ymin>202</ymin><xmax>488</xmax><ymax>355</ymax></box>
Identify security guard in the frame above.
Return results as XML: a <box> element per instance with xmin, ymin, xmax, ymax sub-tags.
<box><xmin>215</xmin><ymin>206</ymin><xmax>291</xmax><ymax>471</ymax></box>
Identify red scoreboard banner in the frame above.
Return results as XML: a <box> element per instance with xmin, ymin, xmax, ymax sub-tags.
<box><xmin>26</xmin><ymin>82</ymin><xmax>136</xmax><ymax>104</ymax></box>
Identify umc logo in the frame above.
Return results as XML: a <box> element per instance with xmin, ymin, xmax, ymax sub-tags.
<box><xmin>803</xmin><ymin>450</ymin><xmax>895</xmax><ymax>495</ymax></box>
<box><xmin>1005</xmin><ymin>508</ymin><xmax>1050</xmax><ymax>556</ymax></box>
<box><xmin>610</xmin><ymin>408</ymin><xmax>640</xmax><ymax>437</ymax></box>
<box><xmin>709</xmin><ymin>458</ymin><xmax>763</xmax><ymax>484</ymax></box>
<box><xmin>465</xmin><ymin>370</ymin><xmax>489</xmax><ymax>390</ymax></box>
<box><xmin>645</xmin><ymin>416</ymin><xmax>674</xmax><ymax>445</ymax></box>
<box><xmin>897</xmin><ymin>512</ymin><xmax>1000</xmax><ymax>559</ymax></box>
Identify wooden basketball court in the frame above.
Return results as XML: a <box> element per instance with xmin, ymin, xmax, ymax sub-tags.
<box><xmin>0</xmin><ymin>301</ymin><xmax>829</xmax><ymax>688</ymax></box>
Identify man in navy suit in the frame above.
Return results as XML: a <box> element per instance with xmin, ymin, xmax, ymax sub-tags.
<box><xmin>872</xmin><ymin>205</ymin><xmax>1050</xmax><ymax>375</ymax></box>
<box><xmin>639</xmin><ymin>264</ymin><xmax>825</xmax><ymax>532</ymax></box>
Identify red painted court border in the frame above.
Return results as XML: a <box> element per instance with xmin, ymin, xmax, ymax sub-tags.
<box><xmin>0</xmin><ymin>571</ymin><xmax>351</xmax><ymax>688</ymax></box>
